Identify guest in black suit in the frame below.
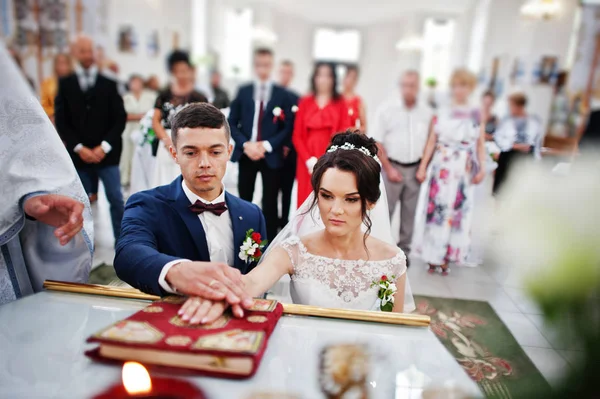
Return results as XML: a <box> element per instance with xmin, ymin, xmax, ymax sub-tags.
<box><xmin>228</xmin><ymin>48</ymin><xmax>293</xmax><ymax>239</ymax></box>
<box><xmin>55</xmin><ymin>35</ymin><xmax>127</xmax><ymax>242</ymax></box>
<box><xmin>277</xmin><ymin>60</ymin><xmax>300</xmax><ymax>228</ymax></box>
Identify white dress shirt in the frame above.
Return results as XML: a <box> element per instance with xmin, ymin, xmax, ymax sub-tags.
<box><xmin>250</xmin><ymin>80</ymin><xmax>273</xmax><ymax>153</ymax></box>
<box><xmin>494</xmin><ymin>115</ymin><xmax>543</xmax><ymax>159</ymax></box>
<box><xmin>75</xmin><ymin>64</ymin><xmax>98</xmax><ymax>92</ymax></box>
<box><xmin>158</xmin><ymin>181</ymin><xmax>234</xmax><ymax>293</ymax></box>
<box><xmin>72</xmin><ymin>64</ymin><xmax>113</xmax><ymax>154</ymax></box>
<box><xmin>371</xmin><ymin>97</ymin><xmax>434</xmax><ymax>164</ymax></box>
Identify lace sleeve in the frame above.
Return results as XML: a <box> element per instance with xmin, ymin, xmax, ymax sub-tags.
<box><xmin>392</xmin><ymin>251</ymin><xmax>408</xmax><ymax>279</ymax></box>
<box><xmin>278</xmin><ymin>236</ymin><xmax>301</xmax><ymax>272</ymax></box>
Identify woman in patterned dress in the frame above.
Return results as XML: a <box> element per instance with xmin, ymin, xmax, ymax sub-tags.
<box><xmin>412</xmin><ymin>69</ymin><xmax>487</xmax><ymax>275</ymax></box>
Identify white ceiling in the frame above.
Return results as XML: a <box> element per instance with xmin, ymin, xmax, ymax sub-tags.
<box><xmin>250</xmin><ymin>0</ymin><xmax>475</xmax><ymax>25</ymax></box>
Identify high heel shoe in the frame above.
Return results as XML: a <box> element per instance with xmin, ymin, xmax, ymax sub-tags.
<box><xmin>440</xmin><ymin>264</ymin><xmax>450</xmax><ymax>276</ymax></box>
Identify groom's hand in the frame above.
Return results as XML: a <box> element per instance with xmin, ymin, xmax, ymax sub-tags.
<box><xmin>165</xmin><ymin>261</ymin><xmax>253</xmax><ymax>308</ymax></box>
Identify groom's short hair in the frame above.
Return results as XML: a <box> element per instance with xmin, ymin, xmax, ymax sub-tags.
<box><xmin>170</xmin><ymin>103</ymin><xmax>231</xmax><ymax>147</ymax></box>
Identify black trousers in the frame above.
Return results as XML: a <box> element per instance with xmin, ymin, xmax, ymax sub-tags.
<box><xmin>278</xmin><ymin>149</ymin><xmax>297</xmax><ymax>227</ymax></box>
<box><xmin>238</xmin><ymin>155</ymin><xmax>281</xmax><ymax>241</ymax></box>
<box><xmin>493</xmin><ymin>150</ymin><xmax>533</xmax><ymax>195</ymax></box>
<box><xmin>580</xmin><ymin>110</ymin><xmax>600</xmax><ymax>153</ymax></box>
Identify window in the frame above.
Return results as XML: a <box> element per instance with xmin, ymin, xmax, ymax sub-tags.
<box><xmin>420</xmin><ymin>18</ymin><xmax>455</xmax><ymax>88</ymax></box>
<box><xmin>313</xmin><ymin>28</ymin><xmax>361</xmax><ymax>63</ymax></box>
<box><xmin>467</xmin><ymin>0</ymin><xmax>491</xmax><ymax>73</ymax></box>
<box><xmin>223</xmin><ymin>7</ymin><xmax>253</xmax><ymax>80</ymax></box>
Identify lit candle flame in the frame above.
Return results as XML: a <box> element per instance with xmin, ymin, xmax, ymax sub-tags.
<box><xmin>122</xmin><ymin>362</ymin><xmax>152</xmax><ymax>395</ymax></box>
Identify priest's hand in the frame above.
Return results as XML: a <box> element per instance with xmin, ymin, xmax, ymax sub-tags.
<box><xmin>23</xmin><ymin>194</ymin><xmax>85</xmax><ymax>246</ymax></box>
<box><xmin>178</xmin><ymin>297</ymin><xmax>244</xmax><ymax>325</ymax></box>
<box><xmin>165</xmin><ymin>261</ymin><xmax>254</xmax><ymax>308</ymax></box>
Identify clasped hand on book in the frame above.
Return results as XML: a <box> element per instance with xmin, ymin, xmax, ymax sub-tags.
<box><xmin>166</xmin><ymin>260</ymin><xmax>255</xmax><ymax>325</ymax></box>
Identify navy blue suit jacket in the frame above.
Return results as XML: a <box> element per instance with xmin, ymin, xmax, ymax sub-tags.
<box><xmin>285</xmin><ymin>89</ymin><xmax>300</xmax><ymax>148</ymax></box>
<box><xmin>228</xmin><ymin>83</ymin><xmax>293</xmax><ymax>169</ymax></box>
<box><xmin>114</xmin><ymin>176</ymin><xmax>267</xmax><ymax>295</ymax></box>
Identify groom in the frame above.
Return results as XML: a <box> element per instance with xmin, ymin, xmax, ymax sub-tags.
<box><xmin>114</xmin><ymin>103</ymin><xmax>263</xmax><ymax>309</ymax></box>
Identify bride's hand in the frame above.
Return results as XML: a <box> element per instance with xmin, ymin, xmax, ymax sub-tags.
<box><xmin>178</xmin><ymin>297</ymin><xmax>244</xmax><ymax>325</ymax></box>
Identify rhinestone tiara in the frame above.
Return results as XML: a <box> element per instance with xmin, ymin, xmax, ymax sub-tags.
<box><xmin>326</xmin><ymin>142</ymin><xmax>380</xmax><ymax>161</ymax></box>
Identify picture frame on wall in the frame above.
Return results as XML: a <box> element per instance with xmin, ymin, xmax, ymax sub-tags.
<box><xmin>117</xmin><ymin>25</ymin><xmax>137</xmax><ymax>53</ymax></box>
<box><xmin>537</xmin><ymin>56</ymin><xmax>558</xmax><ymax>84</ymax></box>
<box><xmin>510</xmin><ymin>57</ymin><xmax>526</xmax><ymax>85</ymax></box>
<box><xmin>488</xmin><ymin>56</ymin><xmax>505</xmax><ymax>97</ymax></box>
<box><xmin>147</xmin><ymin>30</ymin><xmax>159</xmax><ymax>57</ymax></box>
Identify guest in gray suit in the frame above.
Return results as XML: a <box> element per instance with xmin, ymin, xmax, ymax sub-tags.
<box><xmin>372</xmin><ymin>70</ymin><xmax>434</xmax><ymax>265</ymax></box>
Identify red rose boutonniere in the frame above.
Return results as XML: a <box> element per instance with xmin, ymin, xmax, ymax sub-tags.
<box><xmin>239</xmin><ymin>229</ymin><xmax>268</xmax><ymax>264</ymax></box>
<box><xmin>272</xmin><ymin>107</ymin><xmax>285</xmax><ymax>123</ymax></box>
<box><xmin>370</xmin><ymin>275</ymin><xmax>397</xmax><ymax>312</ymax></box>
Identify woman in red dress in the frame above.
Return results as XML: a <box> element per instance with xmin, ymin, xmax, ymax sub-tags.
<box><xmin>293</xmin><ymin>62</ymin><xmax>352</xmax><ymax>205</ymax></box>
<box><xmin>342</xmin><ymin>65</ymin><xmax>366</xmax><ymax>132</ymax></box>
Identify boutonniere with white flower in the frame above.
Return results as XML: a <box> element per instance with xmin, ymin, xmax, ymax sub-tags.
<box><xmin>239</xmin><ymin>229</ymin><xmax>268</xmax><ymax>264</ymax></box>
<box><xmin>370</xmin><ymin>275</ymin><xmax>397</xmax><ymax>312</ymax></box>
<box><xmin>291</xmin><ymin>105</ymin><xmax>299</xmax><ymax>113</ymax></box>
<box><xmin>272</xmin><ymin>107</ymin><xmax>285</xmax><ymax>123</ymax></box>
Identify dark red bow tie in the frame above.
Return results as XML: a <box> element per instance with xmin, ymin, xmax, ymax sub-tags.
<box><xmin>189</xmin><ymin>200</ymin><xmax>228</xmax><ymax>216</ymax></box>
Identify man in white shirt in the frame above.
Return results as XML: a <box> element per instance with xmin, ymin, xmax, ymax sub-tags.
<box><xmin>493</xmin><ymin>92</ymin><xmax>542</xmax><ymax>195</ymax></box>
<box><xmin>228</xmin><ymin>48</ymin><xmax>294</xmax><ymax>240</ymax></box>
<box><xmin>372</xmin><ymin>70</ymin><xmax>434</xmax><ymax>263</ymax></box>
<box><xmin>115</xmin><ymin>103</ymin><xmax>262</xmax><ymax>325</ymax></box>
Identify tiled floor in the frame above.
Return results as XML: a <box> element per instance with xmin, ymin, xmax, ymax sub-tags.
<box><xmin>91</xmin><ymin>167</ymin><xmax>581</xmax><ymax>390</ymax></box>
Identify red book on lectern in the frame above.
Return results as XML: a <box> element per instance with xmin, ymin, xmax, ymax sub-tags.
<box><xmin>86</xmin><ymin>296</ymin><xmax>283</xmax><ymax>379</ymax></box>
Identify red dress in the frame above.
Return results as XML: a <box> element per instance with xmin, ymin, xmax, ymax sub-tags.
<box><xmin>344</xmin><ymin>95</ymin><xmax>363</xmax><ymax>129</ymax></box>
<box><xmin>292</xmin><ymin>95</ymin><xmax>352</xmax><ymax>205</ymax></box>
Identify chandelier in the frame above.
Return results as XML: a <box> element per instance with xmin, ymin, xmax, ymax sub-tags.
<box><xmin>520</xmin><ymin>0</ymin><xmax>560</xmax><ymax>20</ymax></box>
<box><xmin>395</xmin><ymin>36</ymin><xmax>424</xmax><ymax>52</ymax></box>
<box><xmin>252</xmin><ymin>26</ymin><xmax>278</xmax><ymax>45</ymax></box>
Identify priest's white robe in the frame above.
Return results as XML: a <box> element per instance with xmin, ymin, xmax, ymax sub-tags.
<box><xmin>0</xmin><ymin>43</ymin><xmax>93</xmax><ymax>305</ymax></box>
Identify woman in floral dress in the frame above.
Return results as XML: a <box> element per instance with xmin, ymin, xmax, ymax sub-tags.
<box><xmin>412</xmin><ymin>69</ymin><xmax>487</xmax><ymax>275</ymax></box>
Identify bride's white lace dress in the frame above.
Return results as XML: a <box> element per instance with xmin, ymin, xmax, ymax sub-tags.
<box><xmin>279</xmin><ymin>236</ymin><xmax>408</xmax><ymax>311</ymax></box>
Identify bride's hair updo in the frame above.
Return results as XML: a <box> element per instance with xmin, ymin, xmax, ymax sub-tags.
<box><xmin>309</xmin><ymin>130</ymin><xmax>382</xmax><ymax>237</ymax></box>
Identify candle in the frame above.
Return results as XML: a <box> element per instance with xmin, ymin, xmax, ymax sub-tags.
<box><xmin>93</xmin><ymin>362</ymin><xmax>205</xmax><ymax>399</ymax></box>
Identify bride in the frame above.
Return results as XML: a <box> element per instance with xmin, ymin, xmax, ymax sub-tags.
<box><xmin>180</xmin><ymin>131</ymin><xmax>414</xmax><ymax>323</ymax></box>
